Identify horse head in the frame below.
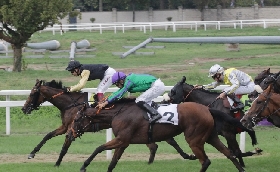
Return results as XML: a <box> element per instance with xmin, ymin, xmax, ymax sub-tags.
<box><xmin>248</xmin><ymin>72</ymin><xmax>280</xmax><ymax>100</ymax></box>
<box><xmin>163</xmin><ymin>76</ymin><xmax>196</xmax><ymax>104</ymax></box>
<box><xmin>21</xmin><ymin>79</ymin><xmax>64</xmax><ymax>114</ymax></box>
<box><xmin>241</xmin><ymin>84</ymin><xmax>280</xmax><ymax>130</ymax></box>
<box><xmin>21</xmin><ymin>79</ymin><xmax>45</xmax><ymax>114</ymax></box>
<box><xmin>254</xmin><ymin>68</ymin><xmax>271</xmax><ymax>85</ymax></box>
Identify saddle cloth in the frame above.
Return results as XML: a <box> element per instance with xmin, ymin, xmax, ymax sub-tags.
<box><xmin>147</xmin><ymin>104</ymin><xmax>179</xmax><ymax>125</ymax></box>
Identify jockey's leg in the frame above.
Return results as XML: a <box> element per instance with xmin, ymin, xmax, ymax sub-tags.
<box><xmin>137</xmin><ymin>101</ymin><xmax>162</xmax><ymax>124</ymax></box>
<box><xmin>227</xmin><ymin>93</ymin><xmax>244</xmax><ymax>112</ymax></box>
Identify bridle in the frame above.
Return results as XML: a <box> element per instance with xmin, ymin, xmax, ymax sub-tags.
<box><xmin>251</xmin><ymin>91</ymin><xmax>280</xmax><ymax>125</ymax></box>
<box><xmin>70</xmin><ymin>103</ymin><xmax>124</xmax><ymax>138</ymax></box>
<box><xmin>25</xmin><ymin>81</ymin><xmax>86</xmax><ymax>112</ymax></box>
<box><xmin>70</xmin><ymin>105</ymin><xmax>98</xmax><ymax>138</ymax></box>
<box><xmin>26</xmin><ymin>82</ymin><xmax>49</xmax><ymax>111</ymax></box>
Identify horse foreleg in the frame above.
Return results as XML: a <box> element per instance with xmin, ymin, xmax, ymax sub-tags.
<box><xmin>224</xmin><ymin>133</ymin><xmax>245</xmax><ymax>167</ymax></box>
<box><xmin>146</xmin><ymin>143</ymin><xmax>158</xmax><ymax>164</ymax></box>
<box><xmin>29</xmin><ymin>125</ymin><xmax>67</xmax><ymax>160</ymax></box>
<box><xmin>107</xmin><ymin>147</ymin><xmax>127</xmax><ymax>172</ymax></box>
<box><xmin>207</xmin><ymin>132</ymin><xmax>245</xmax><ymax>172</ymax></box>
<box><xmin>165</xmin><ymin>137</ymin><xmax>193</xmax><ymax>160</ymax></box>
<box><xmin>80</xmin><ymin>137</ymin><xmax>129</xmax><ymax>172</ymax></box>
<box><xmin>54</xmin><ymin>135</ymin><xmax>72</xmax><ymax>167</ymax></box>
<box><xmin>28</xmin><ymin>131</ymin><xmax>56</xmax><ymax>159</ymax></box>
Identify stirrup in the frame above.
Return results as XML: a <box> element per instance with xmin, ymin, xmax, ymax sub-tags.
<box><xmin>230</xmin><ymin>105</ymin><xmax>244</xmax><ymax>112</ymax></box>
<box><xmin>149</xmin><ymin>114</ymin><xmax>162</xmax><ymax>124</ymax></box>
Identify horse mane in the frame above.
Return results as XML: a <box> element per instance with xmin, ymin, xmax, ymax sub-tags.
<box><xmin>43</xmin><ymin>80</ymin><xmax>63</xmax><ymax>89</ymax></box>
<box><xmin>115</xmin><ymin>98</ymin><xmax>136</xmax><ymax>104</ymax></box>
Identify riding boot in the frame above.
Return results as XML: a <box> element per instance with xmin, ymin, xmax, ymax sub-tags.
<box><xmin>137</xmin><ymin>101</ymin><xmax>162</xmax><ymax>124</ymax></box>
<box><xmin>227</xmin><ymin>93</ymin><xmax>244</xmax><ymax>112</ymax></box>
<box><xmin>97</xmin><ymin>93</ymin><xmax>104</xmax><ymax>102</ymax></box>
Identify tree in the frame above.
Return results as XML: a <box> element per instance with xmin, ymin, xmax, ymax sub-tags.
<box><xmin>0</xmin><ymin>0</ymin><xmax>73</xmax><ymax>72</ymax></box>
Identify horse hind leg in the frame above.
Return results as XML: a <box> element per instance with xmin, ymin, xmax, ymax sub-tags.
<box><xmin>187</xmin><ymin>142</ymin><xmax>211</xmax><ymax>172</ymax></box>
<box><xmin>207</xmin><ymin>132</ymin><xmax>245</xmax><ymax>172</ymax></box>
<box><xmin>224</xmin><ymin>133</ymin><xmax>245</xmax><ymax>167</ymax></box>
<box><xmin>165</xmin><ymin>137</ymin><xmax>192</xmax><ymax>160</ymax></box>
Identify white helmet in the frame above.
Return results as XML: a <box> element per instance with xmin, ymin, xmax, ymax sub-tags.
<box><xmin>208</xmin><ymin>64</ymin><xmax>224</xmax><ymax>77</ymax></box>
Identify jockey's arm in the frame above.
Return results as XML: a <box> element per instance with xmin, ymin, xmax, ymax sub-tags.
<box><xmin>69</xmin><ymin>70</ymin><xmax>90</xmax><ymax>92</ymax></box>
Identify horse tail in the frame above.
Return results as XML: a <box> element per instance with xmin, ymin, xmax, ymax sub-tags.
<box><xmin>208</xmin><ymin>108</ymin><xmax>258</xmax><ymax>146</ymax></box>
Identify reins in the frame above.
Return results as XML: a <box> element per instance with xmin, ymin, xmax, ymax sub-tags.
<box><xmin>184</xmin><ymin>86</ymin><xmax>216</xmax><ymax>107</ymax></box>
<box><xmin>52</xmin><ymin>92</ymin><xmax>64</xmax><ymax>99</ymax></box>
<box><xmin>252</xmin><ymin>91</ymin><xmax>280</xmax><ymax>124</ymax></box>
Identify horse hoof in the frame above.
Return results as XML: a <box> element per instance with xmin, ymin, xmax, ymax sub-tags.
<box><xmin>28</xmin><ymin>154</ymin><xmax>35</xmax><ymax>159</ymax></box>
<box><xmin>189</xmin><ymin>154</ymin><xmax>197</xmax><ymax>160</ymax></box>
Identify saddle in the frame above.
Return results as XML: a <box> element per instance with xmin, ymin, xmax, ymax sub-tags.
<box><xmin>222</xmin><ymin>95</ymin><xmax>243</xmax><ymax>133</ymax></box>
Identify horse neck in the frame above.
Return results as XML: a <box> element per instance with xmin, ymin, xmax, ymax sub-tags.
<box><xmin>184</xmin><ymin>87</ymin><xmax>218</xmax><ymax>106</ymax></box>
<box><xmin>270</xmin><ymin>93</ymin><xmax>280</xmax><ymax>114</ymax></box>
<box><xmin>40</xmin><ymin>86</ymin><xmax>86</xmax><ymax>110</ymax></box>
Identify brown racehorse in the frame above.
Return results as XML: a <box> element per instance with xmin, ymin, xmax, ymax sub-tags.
<box><xmin>241</xmin><ymin>84</ymin><xmax>280</xmax><ymax>129</ymax></box>
<box><xmin>162</xmin><ymin>76</ymin><xmax>258</xmax><ymax>167</ymax></box>
<box><xmin>21</xmin><ymin>79</ymin><xmax>191</xmax><ymax>166</ymax></box>
<box><xmin>68</xmin><ymin>99</ymin><xmax>246</xmax><ymax>172</ymax></box>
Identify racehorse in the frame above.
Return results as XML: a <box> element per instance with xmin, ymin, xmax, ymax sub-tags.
<box><xmin>21</xmin><ymin>79</ymin><xmax>191</xmax><ymax>166</ymax></box>
<box><xmin>248</xmin><ymin>68</ymin><xmax>279</xmax><ymax>100</ymax></box>
<box><xmin>253</xmin><ymin>68</ymin><xmax>273</xmax><ymax>85</ymax></box>
<box><xmin>68</xmin><ymin>99</ymin><xmax>246</xmax><ymax>172</ymax></box>
<box><xmin>162</xmin><ymin>76</ymin><xmax>258</xmax><ymax>167</ymax></box>
<box><xmin>241</xmin><ymin>84</ymin><xmax>280</xmax><ymax>129</ymax></box>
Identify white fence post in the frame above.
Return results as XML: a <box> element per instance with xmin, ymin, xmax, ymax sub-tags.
<box><xmin>106</xmin><ymin>128</ymin><xmax>112</xmax><ymax>159</ymax></box>
<box><xmin>5</xmin><ymin>95</ymin><xmax>10</xmax><ymax>135</ymax></box>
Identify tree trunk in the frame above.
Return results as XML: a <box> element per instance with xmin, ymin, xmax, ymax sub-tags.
<box><xmin>99</xmin><ymin>0</ymin><xmax>103</xmax><ymax>12</ymax></box>
<box><xmin>159</xmin><ymin>0</ymin><xmax>164</xmax><ymax>9</ymax></box>
<box><xmin>132</xmin><ymin>3</ymin><xmax>135</xmax><ymax>22</ymax></box>
<box><xmin>12</xmin><ymin>44</ymin><xmax>23</xmax><ymax>72</ymax></box>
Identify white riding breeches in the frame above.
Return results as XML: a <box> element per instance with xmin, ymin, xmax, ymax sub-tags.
<box><xmin>231</xmin><ymin>81</ymin><xmax>255</xmax><ymax>95</ymax></box>
<box><xmin>96</xmin><ymin>67</ymin><xmax>116</xmax><ymax>93</ymax></box>
<box><xmin>135</xmin><ymin>79</ymin><xmax>165</xmax><ymax>104</ymax></box>
<box><xmin>226</xmin><ymin>81</ymin><xmax>255</xmax><ymax>106</ymax></box>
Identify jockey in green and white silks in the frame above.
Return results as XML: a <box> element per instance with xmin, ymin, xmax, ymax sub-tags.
<box><xmin>97</xmin><ymin>72</ymin><xmax>165</xmax><ymax>123</ymax></box>
<box><xmin>205</xmin><ymin>64</ymin><xmax>255</xmax><ymax>112</ymax></box>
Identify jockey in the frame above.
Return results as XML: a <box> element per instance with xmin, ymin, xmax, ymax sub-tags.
<box><xmin>204</xmin><ymin>64</ymin><xmax>255</xmax><ymax>112</ymax></box>
<box><xmin>65</xmin><ymin>60</ymin><xmax>116</xmax><ymax>102</ymax></box>
<box><xmin>97</xmin><ymin>72</ymin><xmax>165</xmax><ymax>124</ymax></box>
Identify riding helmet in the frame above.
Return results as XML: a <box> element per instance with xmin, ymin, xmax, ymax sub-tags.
<box><xmin>66</xmin><ymin>60</ymin><xmax>82</xmax><ymax>71</ymax></box>
<box><xmin>112</xmin><ymin>72</ymin><xmax>126</xmax><ymax>84</ymax></box>
<box><xmin>208</xmin><ymin>64</ymin><xmax>224</xmax><ymax>77</ymax></box>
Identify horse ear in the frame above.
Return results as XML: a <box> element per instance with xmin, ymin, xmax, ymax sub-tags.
<box><xmin>267</xmin><ymin>68</ymin><xmax>270</xmax><ymax>73</ymax></box>
<box><xmin>180</xmin><ymin>76</ymin><xmax>186</xmax><ymax>84</ymax></box>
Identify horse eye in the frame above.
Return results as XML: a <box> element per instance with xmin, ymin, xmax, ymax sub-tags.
<box><xmin>256</xmin><ymin>100</ymin><xmax>263</xmax><ymax>104</ymax></box>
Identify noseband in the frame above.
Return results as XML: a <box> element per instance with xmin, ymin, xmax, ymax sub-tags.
<box><xmin>27</xmin><ymin>86</ymin><xmax>47</xmax><ymax>111</ymax></box>
<box><xmin>252</xmin><ymin>92</ymin><xmax>280</xmax><ymax>124</ymax></box>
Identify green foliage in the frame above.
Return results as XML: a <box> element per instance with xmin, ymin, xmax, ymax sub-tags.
<box><xmin>90</xmin><ymin>17</ymin><xmax>96</xmax><ymax>23</ymax></box>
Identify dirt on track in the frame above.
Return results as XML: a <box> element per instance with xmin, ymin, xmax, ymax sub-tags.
<box><xmin>0</xmin><ymin>151</ymin><xmax>267</xmax><ymax>164</ymax></box>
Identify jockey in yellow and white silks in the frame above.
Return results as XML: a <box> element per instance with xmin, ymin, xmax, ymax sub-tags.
<box><xmin>204</xmin><ymin>64</ymin><xmax>255</xmax><ymax>112</ymax></box>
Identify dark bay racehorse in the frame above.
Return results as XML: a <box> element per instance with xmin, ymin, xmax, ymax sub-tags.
<box><xmin>248</xmin><ymin>68</ymin><xmax>279</xmax><ymax>100</ymax></box>
<box><xmin>162</xmin><ymin>76</ymin><xmax>258</xmax><ymax>167</ymax></box>
<box><xmin>68</xmin><ymin>99</ymin><xmax>246</xmax><ymax>172</ymax></box>
<box><xmin>21</xmin><ymin>79</ymin><xmax>190</xmax><ymax>166</ymax></box>
<box><xmin>241</xmin><ymin>84</ymin><xmax>280</xmax><ymax>129</ymax></box>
